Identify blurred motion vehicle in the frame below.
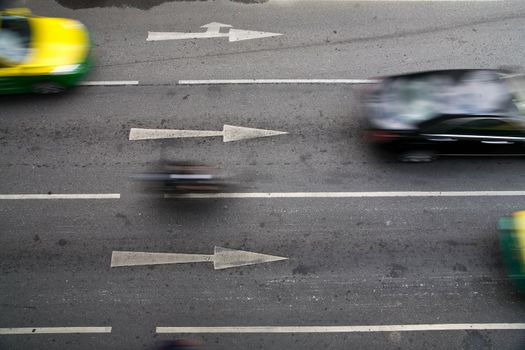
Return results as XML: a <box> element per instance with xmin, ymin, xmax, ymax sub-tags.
<box><xmin>131</xmin><ymin>161</ymin><xmax>229</xmax><ymax>195</ymax></box>
<box><xmin>361</xmin><ymin>69</ymin><xmax>525</xmax><ymax>162</ymax></box>
<box><xmin>156</xmin><ymin>339</ymin><xmax>203</xmax><ymax>349</ymax></box>
<box><xmin>0</xmin><ymin>8</ymin><xmax>90</xmax><ymax>94</ymax></box>
<box><xmin>499</xmin><ymin>210</ymin><xmax>525</xmax><ymax>293</ymax></box>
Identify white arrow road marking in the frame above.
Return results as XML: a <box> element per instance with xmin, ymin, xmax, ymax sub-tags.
<box><xmin>147</xmin><ymin>31</ymin><xmax>228</xmax><ymax>41</ymax></box>
<box><xmin>0</xmin><ymin>194</ymin><xmax>120</xmax><ymax>199</ymax></box>
<box><xmin>166</xmin><ymin>190</ymin><xmax>525</xmax><ymax>199</ymax></box>
<box><xmin>156</xmin><ymin>323</ymin><xmax>525</xmax><ymax>334</ymax></box>
<box><xmin>129</xmin><ymin>128</ymin><xmax>223</xmax><ymax>140</ymax></box>
<box><xmin>228</xmin><ymin>29</ymin><xmax>282</xmax><ymax>42</ymax></box>
<box><xmin>222</xmin><ymin>124</ymin><xmax>288</xmax><ymax>142</ymax></box>
<box><xmin>129</xmin><ymin>125</ymin><xmax>288</xmax><ymax>142</ymax></box>
<box><xmin>111</xmin><ymin>246</ymin><xmax>287</xmax><ymax>270</ymax></box>
<box><xmin>148</xmin><ymin>22</ymin><xmax>232</xmax><ymax>41</ymax></box>
<box><xmin>0</xmin><ymin>327</ymin><xmax>112</xmax><ymax>335</ymax></box>
<box><xmin>147</xmin><ymin>22</ymin><xmax>281</xmax><ymax>42</ymax></box>
<box><xmin>201</xmin><ymin>22</ymin><xmax>232</xmax><ymax>32</ymax></box>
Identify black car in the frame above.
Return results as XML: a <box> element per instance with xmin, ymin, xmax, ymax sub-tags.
<box><xmin>361</xmin><ymin>69</ymin><xmax>525</xmax><ymax>162</ymax></box>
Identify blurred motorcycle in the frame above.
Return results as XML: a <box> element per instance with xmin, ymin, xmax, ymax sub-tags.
<box><xmin>131</xmin><ymin>161</ymin><xmax>229</xmax><ymax>195</ymax></box>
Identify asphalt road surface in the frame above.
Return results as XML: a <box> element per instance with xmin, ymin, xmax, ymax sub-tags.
<box><xmin>2</xmin><ymin>1</ymin><xmax>525</xmax><ymax>349</ymax></box>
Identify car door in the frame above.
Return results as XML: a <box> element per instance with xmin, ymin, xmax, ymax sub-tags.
<box><xmin>418</xmin><ymin>117</ymin><xmax>471</xmax><ymax>155</ymax></box>
<box><xmin>0</xmin><ymin>62</ymin><xmax>25</xmax><ymax>93</ymax></box>
<box><xmin>469</xmin><ymin>118</ymin><xmax>525</xmax><ymax>155</ymax></box>
<box><xmin>423</xmin><ymin>117</ymin><xmax>525</xmax><ymax>156</ymax></box>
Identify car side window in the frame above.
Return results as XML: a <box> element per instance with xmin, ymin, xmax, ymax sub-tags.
<box><xmin>0</xmin><ymin>16</ymin><xmax>31</xmax><ymax>64</ymax></box>
<box><xmin>452</xmin><ymin>118</ymin><xmax>525</xmax><ymax>137</ymax></box>
<box><xmin>421</xmin><ymin>118</ymin><xmax>465</xmax><ymax>134</ymax></box>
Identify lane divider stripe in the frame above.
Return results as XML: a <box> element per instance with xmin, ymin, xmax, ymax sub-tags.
<box><xmin>0</xmin><ymin>194</ymin><xmax>120</xmax><ymax>199</ymax></box>
<box><xmin>157</xmin><ymin>323</ymin><xmax>525</xmax><ymax>333</ymax></box>
<box><xmin>2</xmin><ymin>191</ymin><xmax>523</xmax><ymax>200</ymax></box>
<box><xmin>78</xmin><ymin>79</ymin><xmax>379</xmax><ymax>87</ymax></box>
<box><xmin>0</xmin><ymin>327</ymin><xmax>112</xmax><ymax>335</ymax></box>
<box><xmin>166</xmin><ymin>191</ymin><xmax>525</xmax><ymax>199</ymax></box>
<box><xmin>80</xmin><ymin>81</ymin><xmax>139</xmax><ymax>86</ymax></box>
<box><xmin>178</xmin><ymin>79</ymin><xmax>378</xmax><ymax>85</ymax></box>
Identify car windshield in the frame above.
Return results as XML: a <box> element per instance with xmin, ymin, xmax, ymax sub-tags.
<box><xmin>377</xmin><ymin>70</ymin><xmax>520</xmax><ymax>127</ymax></box>
<box><xmin>503</xmin><ymin>74</ymin><xmax>525</xmax><ymax>114</ymax></box>
<box><xmin>0</xmin><ymin>15</ymin><xmax>31</xmax><ymax>64</ymax></box>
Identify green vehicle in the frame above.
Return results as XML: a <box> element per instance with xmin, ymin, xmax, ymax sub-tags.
<box><xmin>499</xmin><ymin>210</ymin><xmax>525</xmax><ymax>293</ymax></box>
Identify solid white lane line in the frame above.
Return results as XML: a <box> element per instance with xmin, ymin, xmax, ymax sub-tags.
<box><xmin>166</xmin><ymin>191</ymin><xmax>525</xmax><ymax>199</ymax></box>
<box><xmin>0</xmin><ymin>327</ymin><xmax>112</xmax><ymax>335</ymax></box>
<box><xmin>157</xmin><ymin>323</ymin><xmax>525</xmax><ymax>334</ymax></box>
<box><xmin>0</xmin><ymin>194</ymin><xmax>120</xmax><ymax>199</ymax></box>
<box><xmin>79</xmin><ymin>81</ymin><xmax>139</xmax><ymax>86</ymax></box>
<box><xmin>178</xmin><ymin>79</ymin><xmax>378</xmax><ymax>85</ymax></box>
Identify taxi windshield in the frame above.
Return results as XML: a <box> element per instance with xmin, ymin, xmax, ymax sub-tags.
<box><xmin>0</xmin><ymin>15</ymin><xmax>31</xmax><ymax>64</ymax></box>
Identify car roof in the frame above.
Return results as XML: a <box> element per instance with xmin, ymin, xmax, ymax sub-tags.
<box><xmin>375</xmin><ymin>69</ymin><xmax>520</xmax><ymax>128</ymax></box>
<box><xmin>418</xmin><ymin>113</ymin><xmax>523</xmax><ymax>128</ymax></box>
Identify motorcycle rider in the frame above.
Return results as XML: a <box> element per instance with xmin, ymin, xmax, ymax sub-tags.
<box><xmin>132</xmin><ymin>160</ymin><xmax>227</xmax><ymax>194</ymax></box>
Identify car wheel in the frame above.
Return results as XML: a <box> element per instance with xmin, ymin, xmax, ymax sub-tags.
<box><xmin>398</xmin><ymin>150</ymin><xmax>435</xmax><ymax>163</ymax></box>
<box><xmin>32</xmin><ymin>82</ymin><xmax>65</xmax><ymax>94</ymax></box>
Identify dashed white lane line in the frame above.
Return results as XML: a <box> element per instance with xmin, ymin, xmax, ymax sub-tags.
<box><xmin>0</xmin><ymin>327</ymin><xmax>112</xmax><ymax>335</ymax></box>
<box><xmin>156</xmin><ymin>323</ymin><xmax>525</xmax><ymax>334</ymax></box>
<box><xmin>167</xmin><ymin>190</ymin><xmax>525</xmax><ymax>199</ymax></box>
<box><xmin>178</xmin><ymin>79</ymin><xmax>378</xmax><ymax>85</ymax></box>
<box><xmin>0</xmin><ymin>194</ymin><xmax>120</xmax><ymax>199</ymax></box>
<box><xmin>79</xmin><ymin>81</ymin><xmax>139</xmax><ymax>86</ymax></box>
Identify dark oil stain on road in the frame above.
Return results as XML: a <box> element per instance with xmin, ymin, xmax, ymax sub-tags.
<box><xmin>453</xmin><ymin>262</ymin><xmax>468</xmax><ymax>272</ymax></box>
<box><xmin>462</xmin><ymin>331</ymin><xmax>492</xmax><ymax>350</ymax></box>
<box><xmin>386</xmin><ymin>263</ymin><xmax>407</xmax><ymax>278</ymax></box>
<box><xmin>56</xmin><ymin>0</ymin><xmax>268</xmax><ymax>9</ymax></box>
<box><xmin>115</xmin><ymin>212</ymin><xmax>132</xmax><ymax>226</ymax></box>
<box><xmin>292</xmin><ymin>264</ymin><xmax>312</xmax><ymax>276</ymax></box>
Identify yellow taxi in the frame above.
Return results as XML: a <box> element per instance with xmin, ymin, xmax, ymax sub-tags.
<box><xmin>0</xmin><ymin>8</ymin><xmax>90</xmax><ymax>94</ymax></box>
